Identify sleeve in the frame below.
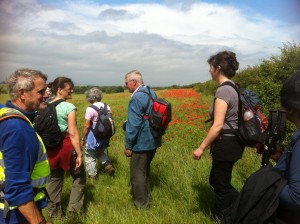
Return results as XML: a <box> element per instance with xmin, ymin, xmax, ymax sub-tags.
<box><xmin>64</xmin><ymin>102</ymin><xmax>77</xmax><ymax>114</ymax></box>
<box><xmin>215</xmin><ymin>86</ymin><xmax>231</xmax><ymax>105</ymax></box>
<box><xmin>0</xmin><ymin>119</ymin><xmax>37</xmax><ymax>206</ymax></box>
<box><xmin>277</xmin><ymin>142</ymin><xmax>300</xmax><ymax>210</ymax></box>
<box><xmin>85</xmin><ymin>106</ymin><xmax>96</xmax><ymax>121</ymax></box>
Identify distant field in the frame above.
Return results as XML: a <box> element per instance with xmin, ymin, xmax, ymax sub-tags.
<box><xmin>0</xmin><ymin>93</ymin><xmax>9</xmax><ymax>104</ymax></box>
<box><xmin>1</xmin><ymin>89</ymin><xmax>261</xmax><ymax>224</ymax></box>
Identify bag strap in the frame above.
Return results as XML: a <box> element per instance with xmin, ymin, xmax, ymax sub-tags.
<box><xmin>217</xmin><ymin>82</ymin><xmax>243</xmax><ymax>138</ymax></box>
<box><xmin>49</xmin><ymin>99</ymin><xmax>64</xmax><ymax>107</ymax></box>
<box><xmin>137</xmin><ymin>86</ymin><xmax>152</xmax><ymax>118</ymax></box>
<box><xmin>90</xmin><ymin>104</ymin><xmax>100</xmax><ymax>113</ymax></box>
<box><xmin>89</xmin><ymin>103</ymin><xmax>109</xmax><ymax>114</ymax></box>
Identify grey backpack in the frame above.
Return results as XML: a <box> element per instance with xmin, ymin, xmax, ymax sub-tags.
<box><xmin>89</xmin><ymin>104</ymin><xmax>115</xmax><ymax>139</ymax></box>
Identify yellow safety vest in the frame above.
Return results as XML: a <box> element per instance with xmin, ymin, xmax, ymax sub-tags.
<box><xmin>0</xmin><ymin>107</ymin><xmax>50</xmax><ymax>211</ymax></box>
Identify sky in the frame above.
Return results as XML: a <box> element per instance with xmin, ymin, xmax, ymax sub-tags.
<box><xmin>0</xmin><ymin>0</ymin><xmax>299</xmax><ymax>87</ymax></box>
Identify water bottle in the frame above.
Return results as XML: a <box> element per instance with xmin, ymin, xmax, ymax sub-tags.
<box><xmin>244</xmin><ymin>107</ymin><xmax>254</xmax><ymax>121</ymax></box>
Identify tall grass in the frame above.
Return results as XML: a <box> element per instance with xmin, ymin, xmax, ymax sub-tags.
<box><xmin>0</xmin><ymin>90</ymin><xmax>261</xmax><ymax>224</ymax></box>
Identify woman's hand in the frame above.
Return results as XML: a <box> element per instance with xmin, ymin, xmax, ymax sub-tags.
<box><xmin>75</xmin><ymin>154</ymin><xmax>83</xmax><ymax>170</ymax></box>
<box><xmin>193</xmin><ymin>147</ymin><xmax>205</xmax><ymax>160</ymax></box>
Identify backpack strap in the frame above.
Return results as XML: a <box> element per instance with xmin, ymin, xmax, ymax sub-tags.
<box><xmin>49</xmin><ymin>99</ymin><xmax>64</xmax><ymax>107</ymax></box>
<box><xmin>47</xmin><ymin>99</ymin><xmax>68</xmax><ymax>133</ymax></box>
<box><xmin>137</xmin><ymin>86</ymin><xmax>153</xmax><ymax>119</ymax></box>
<box><xmin>217</xmin><ymin>81</ymin><xmax>243</xmax><ymax>138</ymax></box>
<box><xmin>89</xmin><ymin>104</ymin><xmax>101</xmax><ymax>113</ymax></box>
<box><xmin>89</xmin><ymin>103</ymin><xmax>109</xmax><ymax>115</ymax></box>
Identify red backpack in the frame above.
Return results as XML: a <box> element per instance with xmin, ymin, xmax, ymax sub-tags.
<box><xmin>139</xmin><ymin>86</ymin><xmax>172</xmax><ymax>137</ymax></box>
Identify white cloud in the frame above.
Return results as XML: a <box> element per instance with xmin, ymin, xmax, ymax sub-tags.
<box><xmin>0</xmin><ymin>0</ymin><xmax>299</xmax><ymax>86</ymax></box>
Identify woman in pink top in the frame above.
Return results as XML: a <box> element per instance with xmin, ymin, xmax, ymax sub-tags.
<box><xmin>81</xmin><ymin>87</ymin><xmax>115</xmax><ymax>178</ymax></box>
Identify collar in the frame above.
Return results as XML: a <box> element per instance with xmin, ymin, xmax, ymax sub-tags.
<box><xmin>5</xmin><ymin>100</ymin><xmax>36</xmax><ymax>123</ymax></box>
<box><xmin>131</xmin><ymin>84</ymin><xmax>145</xmax><ymax>98</ymax></box>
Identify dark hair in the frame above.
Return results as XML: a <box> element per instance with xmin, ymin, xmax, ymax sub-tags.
<box><xmin>280</xmin><ymin>71</ymin><xmax>300</xmax><ymax>118</ymax></box>
<box><xmin>48</xmin><ymin>77</ymin><xmax>74</xmax><ymax>96</ymax></box>
<box><xmin>207</xmin><ymin>51</ymin><xmax>239</xmax><ymax>78</ymax></box>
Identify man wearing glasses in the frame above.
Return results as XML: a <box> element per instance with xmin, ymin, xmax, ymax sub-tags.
<box><xmin>124</xmin><ymin>70</ymin><xmax>162</xmax><ymax>209</ymax></box>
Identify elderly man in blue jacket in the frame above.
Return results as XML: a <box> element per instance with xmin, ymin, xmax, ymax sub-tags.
<box><xmin>124</xmin><ymin>70</ymin><xmax>161</xmax><ymax>209</ymax></box>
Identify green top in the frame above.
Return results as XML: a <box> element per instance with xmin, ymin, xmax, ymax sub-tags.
<box><xmin>56</xmin><ymin>101</ymin><xmax>76</xmax><ymax>132</ymax></box>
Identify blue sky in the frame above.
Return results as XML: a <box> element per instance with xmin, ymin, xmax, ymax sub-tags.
<box><xmin>1</xmin><ymin>0</ymin><xmax>299</xmax><ymax>86</ymax></box>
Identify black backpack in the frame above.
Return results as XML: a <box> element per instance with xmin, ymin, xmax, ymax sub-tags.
<box><xmin>222</xmin><ymin>164</ymin><xmax>287</xmax><ymax>224</ymax></box>
<box><xmin>89</xmin><ymin>104</ymin><xmax>115</xmax><ymax>139</ymax></box>
<box><xmin>222</xmin><ymin>137</ymin><xmax>300</xmax><ymax>224</ymax></box>
<box><xmin>139</xmin><ymin>86</ymin><xmax>172</xmax><ymax>137</ymax></box>
<box><xmin>221</xmin><ymin>81</ymin><xmax>268</xmax><ymax>147</ymax></box>
<box><xmin>33</xmin><ymin>99</ymin><xmax>65</xmax><ymax>150</ymax></box>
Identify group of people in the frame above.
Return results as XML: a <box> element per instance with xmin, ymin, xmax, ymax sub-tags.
<box><xmin>0</xmin><ymin>50</ymin><xmax>299</xmax><ymax>223</ymax></box>
<box><xmin>0</xmin><ymin>68</ymin><xmax>160</xmax><ymax>223</ymax></box>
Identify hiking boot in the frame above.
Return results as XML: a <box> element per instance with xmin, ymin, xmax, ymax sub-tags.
<box><xmin>104</xmin><ymin>163</ymin><xmax>115</xmax><ymax>176</ymax></box>
<box><xmin>46</xmin><ymin>205</ymin><xmax>62</xmax><ymax>219</ymax></box>
<box><xmin>88</xmin><ymin>175</ymin><xmax>97</xmax><ymax>180</ymax></box>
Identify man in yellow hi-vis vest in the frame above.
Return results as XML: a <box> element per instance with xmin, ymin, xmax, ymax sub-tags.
<box><xmin>0</xmin><ymin>69</ymin><xmax>52</xmax><ymax>224</ymax></box>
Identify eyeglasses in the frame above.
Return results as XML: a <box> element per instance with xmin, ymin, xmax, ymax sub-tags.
<box><xmin>125</xmin><ymin>79</ymin><xmax>135</xmax><ymax>86</ymax></box>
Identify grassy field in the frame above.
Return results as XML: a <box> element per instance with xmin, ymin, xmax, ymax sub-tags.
<box><xmin>0</xmin><ymin>89</ymin><xmax>262</xmax><ymax>224</ymax></box>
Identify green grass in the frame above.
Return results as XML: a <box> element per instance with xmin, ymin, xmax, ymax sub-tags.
<box><xmin>0</xmin><ymin>91</ymin><xmax>262</xmax><ymax>224</ymax></box>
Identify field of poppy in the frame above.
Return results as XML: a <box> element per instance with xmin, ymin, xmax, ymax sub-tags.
<box><xmin>0</xmin><ymin>89</ymin><xmax>261</xmax><ymax>224</ymax></box>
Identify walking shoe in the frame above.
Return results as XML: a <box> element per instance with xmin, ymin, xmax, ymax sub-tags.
<box><xmin>88</xmin><ymin>175</ymin><xmax>97</xmax><ymax>179</ymax></box>
<box><xmin>104</xmin><ymin>163</ymin><xmax>115</xmax><ymax>176</ymax></box>
<box><xmin>46</xmin><ymin>206</ymin><xmax>62</xmax><ymax>219</ymax></box>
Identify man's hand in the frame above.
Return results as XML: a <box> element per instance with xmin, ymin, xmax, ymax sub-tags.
<box><xmin>124</xmin><ymin>149</ymin><xmax>132</xmax><ymax>157</ymax></box>
<box><xmin>18</xmin><ymin>201</ymin><xmax>52</xmax><ymax>224</ymax></box>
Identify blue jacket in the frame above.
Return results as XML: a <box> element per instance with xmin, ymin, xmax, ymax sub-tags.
<box><xmin>275</xmin><ymin>128</ymin><xmax>300</xmax><ymax>211</ymax></box>
<box><xmin>125</xmin><ymin>85</ymin><xmax>161</xmax><ymax>151</ymax></box>
<box><xmin>0</xmin><ymin>101</ymin><xmax>47</xmax><ymax>223</ymax></box>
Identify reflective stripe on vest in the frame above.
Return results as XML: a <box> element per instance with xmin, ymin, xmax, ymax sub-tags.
<box><xmin>0</xmin><ymin>107</ymin><xmax>50</xmax><ymax>210</ymax></box>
